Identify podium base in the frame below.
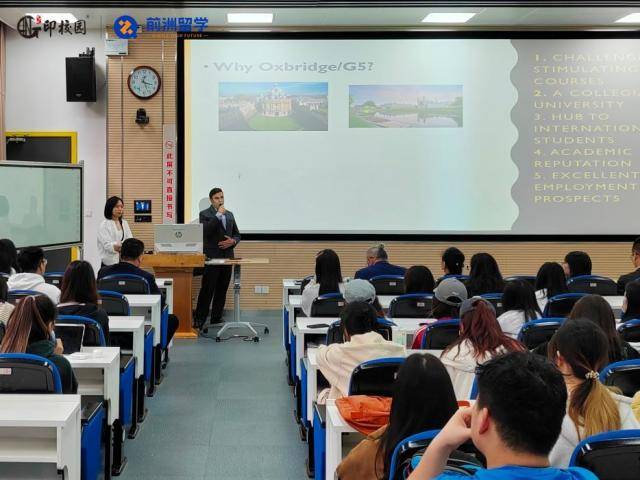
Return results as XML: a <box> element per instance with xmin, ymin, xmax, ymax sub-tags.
<box><xmin>175</xmin><ymin>330</ymin><xmax>198</xmax><ymax>339</ymax></box>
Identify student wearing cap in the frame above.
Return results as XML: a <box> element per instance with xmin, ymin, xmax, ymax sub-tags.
<box><xmin>343</xmin><ymin>279</ymin><xmax>385</xmax><ymax>317</ymax></box>
<box><xmin>440</xmin><ymin>297</ymin><xmax>524</xmax><ymax>399</ymax></box>
<box><xmin>354</xmin><ymin>244</ymin><xmax>406</xmax><ymax>281</ymax></box>
<box><xmin>411</xmin><ymin>278</ymin><xmax>467</xmax><ymax>349</ymax></box>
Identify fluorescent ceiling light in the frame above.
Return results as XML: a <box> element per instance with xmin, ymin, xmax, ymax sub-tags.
<box><xmin>25</xmin><ymin>13</ymin><xmax>78</xmax><ymax>24</ymax></box>
<box><xmin>615</xmin><ymin>13</ymin><xmax>640</xmax><ymax>23</ymax></box>
<box><xmin>227</xmin><ymin>13</ymin><xmax>273</xmax><ymax>24</ymax></box>
<box><xmin>422</xmin><ymin>13</ymin><xmax>476</xmax><ymax>24</ymax></box>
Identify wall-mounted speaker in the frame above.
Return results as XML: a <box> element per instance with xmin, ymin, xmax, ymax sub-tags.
<box><xmin>65</xmin><ymin>55</ymin><xmax>96</xmax><ymax>102</ymax></box>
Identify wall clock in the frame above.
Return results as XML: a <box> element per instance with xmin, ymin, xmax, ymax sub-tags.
<box><xmin>128</xmin><ymin>66</ymin><xmax>161</xmax><ymax>99</ymax></box>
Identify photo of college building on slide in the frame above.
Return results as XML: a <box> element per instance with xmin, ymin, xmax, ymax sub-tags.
<box><xmin>219</xmin><ymin>82</ymin><xmax>328</xmax><ymax>131</ymax></box>
<box><xmin>349</xmin><ymin>84</ymin><xmax>463</xmax><ymax>128</ymax></box>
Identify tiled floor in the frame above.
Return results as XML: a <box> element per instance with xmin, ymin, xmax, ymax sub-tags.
<box><xmin>119</xmin><ymin>311</ymin><xmax>307</xmax><ymax>480</ymax></box>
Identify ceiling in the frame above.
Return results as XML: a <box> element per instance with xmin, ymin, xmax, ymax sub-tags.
<box><xmin>2</xmin><ymin>5</ymin><xmax>640</xmax><ymax>30</ymax></box>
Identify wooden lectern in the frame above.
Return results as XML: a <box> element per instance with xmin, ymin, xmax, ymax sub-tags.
<box><xmin>141</xmin><ymin>253</ymin><xmax>205</xmax><ymax>339</ymax></box>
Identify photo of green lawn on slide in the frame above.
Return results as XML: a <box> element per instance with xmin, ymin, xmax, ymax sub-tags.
<box><xmin>219</xmin><ymin>82</ymin><xmax>328</xmax><ymax>131</ymax></box>
<box><xmin>349</xmin><ymin>84</ymin><xmax>463</xmax><ymax>128</ymax></box>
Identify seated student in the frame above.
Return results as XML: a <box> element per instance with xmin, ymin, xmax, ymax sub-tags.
<box><xmin>464</xmin><ymin>253</ymin><xmax>504</xmax><ymax>297</ymax></box>
<box><xmin>57</xmin><ymin>260</ymin><xmax>110</xmax><ymax>345</ymax></box>
<box><xmin>621</xmin><ymin>279</ymin><xmax>640</xmax><ymax>322</ymax></box>
<box><xmin>440</xmin><ymin>297</ymin><xmax>524</xmax><ymax>399</ymax></box>
<box><xmin>337</xmin><ymin>353</ymin><xmax>459</xmax><ymax>480</ymax></box>
<box><xmin>0</xmin><ymin>238</ymin><xmax>19</xmax><ymax>276</ymax></box>
<box><xmin>567</xmin><ymin>294</ymin><xmax>639</xmax><ymax>363</ymax></box>
<box><xmin>343</xmin><ymin>279</ymin><xmax>385</xmax><ymax>317</ymax></box>
<box><xmin>0</xmin><ymin>295</ymin><xmax>77</xmax><ymax>394</ymax></box>
<box><xmin>563</xmin><ymin>251</ymin><xmax>592</xmax><ymax>279</ymax></box>
<box><xmin>548</xmin><ymin>319</ymin><xmax>640</xmax><ymax>467</ymax></box>
<box><xmin>408</xmin><ymin>351</ymin><xmax>597</xmax><ymax>480</ymax></box>
<box><xmin>498</xmin><ymin>280</ymin><xmax>541</xmax><ymax>339</ymax></box>
<box><xmin>8</xmin><ymin>247</ymin><xmax>60</xmax><ymax>304</ymax></box>
<box><xmin>0</xmin><ymin>277</ymin><xmax>14</xmax><ymax>324</ymax></box>
<box><xmin>98</xmin><ymin>238</ymin><xmax>178</xmax><ymax>348</ymax></box>
<box><xmin>301</xmin><ymin>249</ymin><xmax>346</xmax><ymax>317</ymax></box>
<box><xmin>354</xmin><ymin>244</ymin><xmax>406</xmax><ymax>281</ymax></box>
<box><xmin>405</xmin><ymin>265</ymin><xmax>435</xmax><ymax>294</ymax></box>
<box><xmin>633</xmin><ymin>391</ymin><xmax>640</xmax><ymax>422</ymax></box>
<box><xmin>535</xmin><ymin>262</ymin><xmax>568</xmax><ymax>312</ymax></box>
<box><xmin>439</xmin><ymin>247</ymin><xmax>465</xmax><ymax>280</ymax></box>
<box><xmin>316</xmin><ymin>301</ymin><xmax>405</xmax><ymax>402</ymax></box>
<box><xmin>617</xmin><ymin>237</ymin><xmax>640</xmax><ymax>294</ymax></box>
<box><xmin>411</xmin><ymin>278</ymin><xmax>467</xmax><ymax>349</ymax></box>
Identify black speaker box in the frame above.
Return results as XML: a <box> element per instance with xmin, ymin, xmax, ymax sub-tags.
<box><xmin>65</xmin><ymin>56</ymin><xmax>96</xmax><ymax>102</ymax></box>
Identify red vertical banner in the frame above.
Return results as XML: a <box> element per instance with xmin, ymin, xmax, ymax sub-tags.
<box><xmin>162</xmin><ymin>124</ymin><xmax>177</xmax><ymax>224</ymax></box>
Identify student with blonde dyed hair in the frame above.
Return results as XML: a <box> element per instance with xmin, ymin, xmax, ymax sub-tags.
<box><xmin>548</xmin><ymin>319</ymin><xmax>639</xmax><ymax>467</ymax></box>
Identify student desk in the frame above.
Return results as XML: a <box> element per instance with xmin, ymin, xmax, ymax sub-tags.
<box><xmin>0</xmin><ymin>394</ymin><xmax>81</xmax><ymax>480</ymax></box>
<box><xmin>125</xmin><ymin>294</ymin><xmax>163</xmax><ymax>388</ymax></box>
<box><xmin>282</xmin><ymin>279</ymin><xmax>302</xmax><ymax>349</ymax></box>
<box><xmin>109</xmin><ymin>316</ymin><xmax>147</xmax><ymax>432</ymax></box>
<box><xmin>66</xmin><ymin>347</ymin><xmax>122</xmax><ymax>478</ymax></box>
<box><xmin>156</xmin><ymin>278</ymin><xmax>174</xmax><ymax>314</ymax></box>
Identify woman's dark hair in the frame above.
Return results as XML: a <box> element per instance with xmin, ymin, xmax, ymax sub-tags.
<box><xmin>430</xmin><ymin>297</ymin><xmax>459</xmax><ymax>320</ymax></box>
<box><xmin>103</xmin><ymin>196</ymin><xmax>124</xmax><ymax>223</ymax></box>
<box><xmin>315</xmin><ymin>249</ymin><xmax>342</xmax><ymax>296</ymax></box>
<box><xmin>444</xmin><ymin>298</ymin><xmax>524</xmax><ymax>360</ymax></box>
<box><xmin>0</xmin><ymin>239</ymin><xmax>19</xmax><ymax>274</ymax></box>
<box><xmin>442</xmin><ymin>247</ymin><xmax>465</xmax><ymax>275</ymax></box>
<box><xmin>466</xmin><ymin>253</ymin><xmax>504</xmax><ymax>296</ymax></box>
<box><xmin>60</xmin><ymin>260</ymin><xmax>99</xmax><ymax>305</ymax></box>
<box><xmin>502</xmin><ymin>280</ymin><xmax>541</xmax><ymax>321</ymax></box>
<box><xmin>548</xmin><ymin>319</ymin><xmax>620</xmax><ymax>438</ymax></box>
<box><xmin>1</xmin><ymin>295</ymin><xmax>56</xmax><ymax>353</ymax></box>
<box><xmin>378</xmin><ymin>354</ymin><xmax>458</xmax><ymax>478</ymax></box>
<box><xmin>0</xmin><ymin>277</ymin><xmax>8</xmax><ymax>302</ymax></box>
<box><xmin>404</xmin><ymin>265</ymin><xmax>435</xmax><ymax>294</ymax></box>
<box><xmin>624</xmin><ymin>280</ymin><xmax>640</xmax><ymax>320</ymax></box>
<box><xmin>535</xmin><ymin>262</ymin><xmax>568</xmax><ymax>299</ymax></box>
<box><xmin>564</xmin><ymin>251</ymin><xmax>592</xmax><ymax>278</ymax></box>
<box><xmin>340</xmin><ymin>301</ymin><xmax>378</xmax><ymax>337</ymax></box>
<box><xmin>568</xmin><ymin>295</ymin><xmax>623</xmax><ymax>363</ymax></box>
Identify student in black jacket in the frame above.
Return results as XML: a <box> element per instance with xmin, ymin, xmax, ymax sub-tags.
<box><xmin>622</xmin><ymin>280</ymin><xmax>640</xmax><ymax>322</ymax></box>
<box><xmin>0</xmin><ymin>295</ymin><xmax>78</xmax><ymax>393</ymax></box>
<box><xmin>618</xmin><ymin>237</ymin><xmax>640</xmax><ymax>294</ymax></box>
<box><xmin>98</xmin><ymin>238</ymin><xmax>178</xmax><ymax>346</ymax></box>
<box><xmin>57</xmin><ymin>260</ymin><xmax>110</xmax><ymax>345</ymax></box>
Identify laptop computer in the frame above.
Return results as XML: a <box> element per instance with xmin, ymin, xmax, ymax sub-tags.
<box><xmin>154</xmin><ymin>224</ymin><xmax>203</xmax><ymax>253</ymax></box>
<box><xmin>55</xmin><ymin>324</ymin><xmax>85</xmax><ymax>354</ymax></box>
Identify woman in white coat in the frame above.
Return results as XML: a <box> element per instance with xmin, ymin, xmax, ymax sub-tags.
<box><xmin>98</xmin><ymin>196</ymin><xmax>132</xmax><ymax>267</ymax></box>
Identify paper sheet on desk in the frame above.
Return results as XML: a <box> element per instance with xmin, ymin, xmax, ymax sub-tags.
<box><xmin>208</xmin><ymin>259</ymin><xmax>226</xmax><ymax>264</ymax></box>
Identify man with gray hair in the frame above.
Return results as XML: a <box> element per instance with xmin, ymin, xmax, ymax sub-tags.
<box><xmin>354</xmin><ymin>243</ymin><xmax>406</xmax><ymax>281</ymax></box>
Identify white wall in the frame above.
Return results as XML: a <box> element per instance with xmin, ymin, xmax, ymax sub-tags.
<box><xmin>5</xmin><ymin>27</ymin><xmax>106</xmax><ymax>270</ymax></box>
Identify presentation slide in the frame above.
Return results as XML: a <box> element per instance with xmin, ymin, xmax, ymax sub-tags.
<box><xmin>0</xmin><ymin>164</ymin><xmax>82</xmax><ymax>248</ymax></box>
<box><xmin>183</xmin><ymin>37</ymin><xmax>640</xmax><ymax>234</ymax></box>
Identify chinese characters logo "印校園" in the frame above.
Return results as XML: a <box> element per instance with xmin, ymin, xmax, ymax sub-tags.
<box><xmin>17</xmin><ymin>15</ymin><xmax>86</xmax><ymax>39</ymax></box>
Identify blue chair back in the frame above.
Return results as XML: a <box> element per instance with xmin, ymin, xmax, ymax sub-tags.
<box><xmin>543</xmin><ymin>293</ymin><xmax>586</xmax><ymax>317</ymax></box>
<box><xmin>421</xmin><ymin>319</ymin><xmax>460</xmax><ymax>349</ymax></box>
<box><xmin>348</xmin><ymin>357</ymin><xmax>404</xmax><ymax>397</ymax></box>
<box><xmin>470</xmin><ymin>376</ymin><xmax>479</xmax><ymax>400</ymax></box>
<box><xmin>388</xmin><ymin>294</ymin><xmax>433</xmax><ymax>319</ymax></box>
<box><xmin>389</xmin><ymin>429</ymin><xmax>484</xmax><ymax>480</ymax></box>
<box><xmin>326</xmin><ymin>317</ymin><xmax>395</xmax><ymax>345</ymax></box>
<box><xmin>600</xmin><ymin>359</ymin><xmax>640</xmax><ymax>398</ymax></box>
<box><xmin>98</xmin><ymin>274</ymin><xmax>150</xmax><ymax>294</ymax></box>
<box><xmin>98</xmin><ymin>290</ymin><xmax>131</xmax><ymax>316</ymax></box>
<box><xmin>57</xmin><ymin>315</ymin><xmax>106</xmax><ymax>347</ymax></box>
<box><xmin>618</xmin><ymin>319</ymin><xmax>640</xmax><ymax>343</ymax></box>
<box><xmin>479</xmin><ymin>293</ymin><xmax>504</xmax><ymax>316</ymax></box>
<box><xmin>569</xmin><ymin>429</ymin><xmax>640</xmax><ymax>480</ymax></box>
<box><xmin>310</xmin><ymin>292</ymin><xmax>345</xmax><ymax>317</ymax></box>
<box><xmin>504</xmin><ymin>275</ymin><xmax>536</xmax><ymax>288</ymax></box>
<box><xmin>370</xmin><ymin>275</ymin><xmax>405</xmax><ymax>296</ymax></box>
<box><xmin>7</xmin><ymin>289</ymin><xmax>42</xmax><ymax>306</ymax></box>
<box><xmin>43</xmin><ymin>272</ymin><xmax>64</xmax><ymax>287</ymax></box>
<box><xmin>0</xmin><ymin>353</ymin><xmax>62</xmax><ymax>393</ymax></box>
<box><xmin>567</xmin><ymin>275</ymin><xmax>618</xmax><ymax>296</ymax></box>
<box><xmin>518</xmin><ymin>318</ymin><xmax>565</xmax><ymax>350</ymax></box>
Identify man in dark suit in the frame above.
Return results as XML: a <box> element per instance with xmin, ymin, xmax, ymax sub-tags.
<box><xmin>195</xmin><ymin>187</ymin><xmax>241</xmax><ymax>330</ymax></box>
<box><xmin>618</xmin><ymin>237</ymin><xmax>640</xmax><ymax>294</ymax></box>
<box><xmin>354</xmin><ymin>243</ymin><xmax>406</xmax><ymax>281</ymax></box>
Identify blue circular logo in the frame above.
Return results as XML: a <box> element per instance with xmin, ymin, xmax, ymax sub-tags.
<box><xmin>114</xmin><ymin>15</ymin><xmax>138</xmax><ymax>39</ymax></box>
